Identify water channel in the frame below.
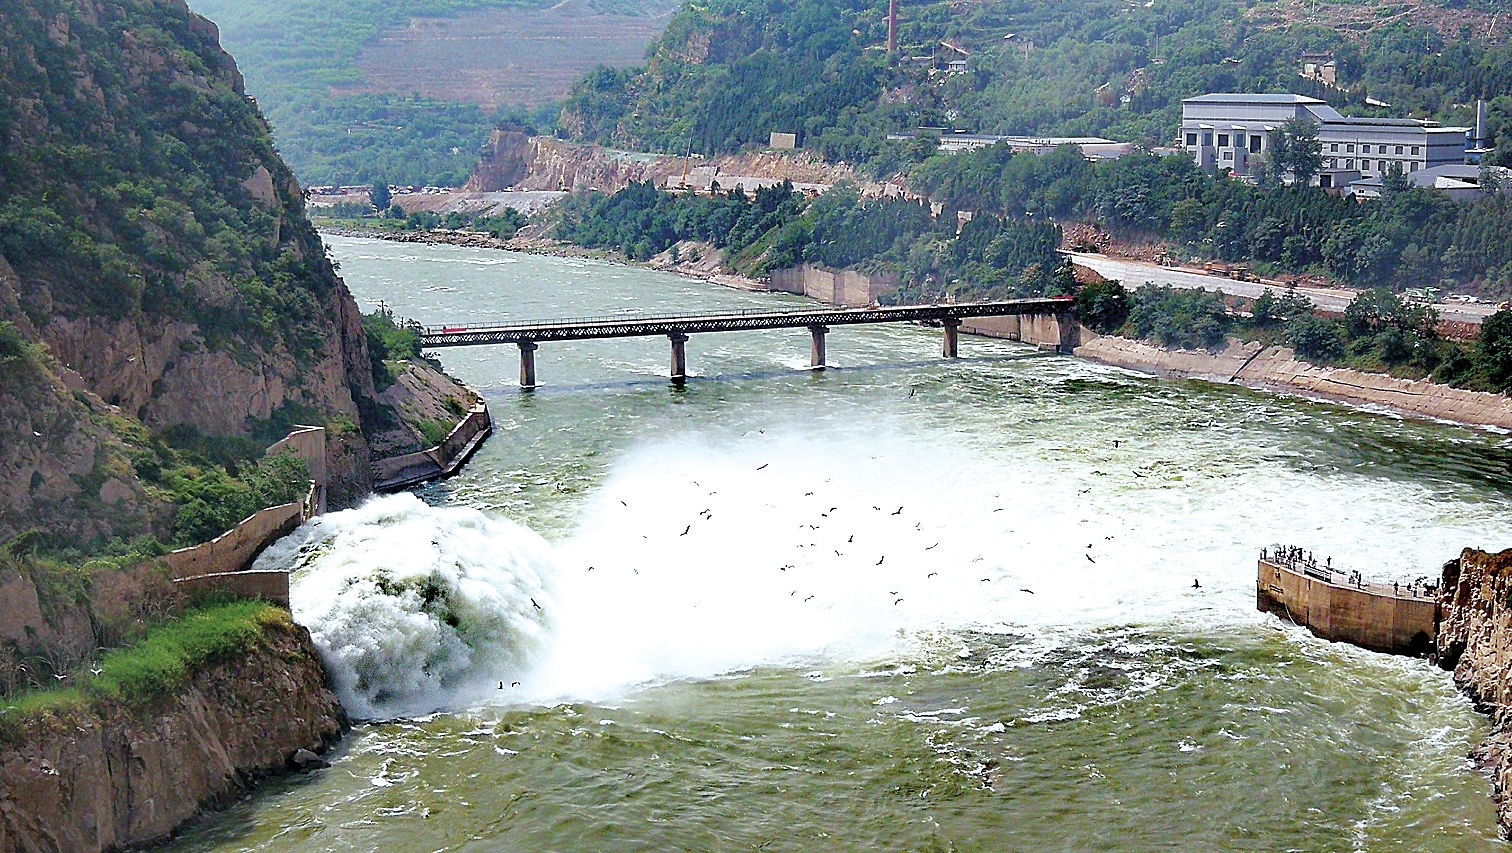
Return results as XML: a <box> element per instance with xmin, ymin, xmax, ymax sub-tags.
<box><xmin>167</xmin><ymin>235</ymin><xmax>1512</xmax><ymax>851</ymax></box>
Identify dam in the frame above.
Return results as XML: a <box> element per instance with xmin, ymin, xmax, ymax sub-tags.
<box><xmin>1256</xmin><ymin>546</ymin><xmax>1439</xmax><ymax>655</ymax></box>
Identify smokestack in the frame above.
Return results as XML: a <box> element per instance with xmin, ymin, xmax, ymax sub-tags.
<box><xmin>888</xmin><ymin>0</ymin><xmax>898</xmax><ymax>53</ymax></box>
<box><xmin>1476</xmin><ymin>99</ymin><xmax>1488</xmax><ymax>148</ymax></box>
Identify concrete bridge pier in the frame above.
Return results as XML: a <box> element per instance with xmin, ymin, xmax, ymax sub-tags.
<box><xmin>809</xmin><ymin>325</ymin><xmax>827</xmax><ymax>369</ymax></box>
<box><xmin>518</xmin><ymin>340</ymin><xmax>538</xmax><ymax>390</ymax></box>
<box><xmin>669</xmin><ymin>332</ymin><xmax>689</xmax><ymax>384</ymax></box>
<box><xmin>941</xmin><ymin>318</ymin><xmax>961</xmax><ymax>359</ymax></box>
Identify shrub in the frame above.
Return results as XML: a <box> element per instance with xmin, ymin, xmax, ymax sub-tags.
<box><xmin>1126</xmin><ymin>286</ymin><xmax>1233</xmax><ymax>351</ymax></box>
<box><xmin>1285</xmin><ymin>314</ymin><xmax>1346</xmax><ymax>361</ymax></box>
<box><xmin>1074</xmin><ymin>280</ymin><xmax>1130</xmax><ymax>333</ymax></box>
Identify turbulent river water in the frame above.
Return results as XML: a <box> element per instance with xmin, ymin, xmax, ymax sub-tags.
<box><xmin>168</xmin><ymin>235</ymin><xmax>1512</xmax><ymax>851</ymax></box>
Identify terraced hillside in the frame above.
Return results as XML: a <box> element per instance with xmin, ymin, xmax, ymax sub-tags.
<box><xmin>188</xmin><ymin>0</ymin><xmax>678</xmax><ymax>185</ymax></box>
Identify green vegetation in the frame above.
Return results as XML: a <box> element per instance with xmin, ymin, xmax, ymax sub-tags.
<box><xmin>362</xmin><ymin>308</ymin><xmax>424</xmax><ymax>391</ymax></box>
<box><xmin>563</xmin><ymin>0</ymin><xmax>1512</xmax><ymax>165</ymax></box>
<box><xmin>1106</xmin><ymin>280</ymin><xmax>1512</xmax><ymax>391</ymax></box>
<box><xmin>1</xmin><ymin>601</ymin><xmax>286</xmax><ymax>733</ymax></box>
<box><xmin>555</xmin><ymin>181</ymin><xmax>1072</xmax><ymax>299</ymax></box>
<box><xmin>911</xmin><ymin>143</ymin><xmax>1512</xmax><ymax>294</ymax></box>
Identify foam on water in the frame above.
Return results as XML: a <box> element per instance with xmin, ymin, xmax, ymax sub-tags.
<box><xmin>261</xmin><ymin>496</ymin><xmax>556</xmax><ymax>718</ymax></box>
<box><xmin>268</xmin><ymin>424</ymin><xmax>1510</xmax><ymax>717</ymax></box>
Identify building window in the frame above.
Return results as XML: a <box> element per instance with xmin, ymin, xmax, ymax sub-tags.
<box><xmin>1347</xmin><ymin>144</ymin><xmax>1355</xmax><ymax>153</ymax></box>
<box><xmin>1395</xmin><ymin>145</ymin><xmax>1403</xmax><ymax>155</ymax></box>
<box><xmin>1412</xmin><ymin>146</ymin><xmax>1420</xmax><ymax>155</ymax></box>
<box><xmin>1250</xmin><ymin>135</ymin><xmax>1263</xmax><ymax>153</ymax></box>
<box><xmin>1186</xmin><ymin>132</ymin><xmax>1198</xmax><ymax>147</ymax></box>
<box><xmin>1330</xmin><ymin>143</ymin><xmax>1339</xmax><ymax>152</ymax></box>
<box><xmin>1410</xmin><ymin>162</ymin><xmax>1418</xmax><ymax>172</ymax></box>
<box><xmin>1203</xmin><ymin>132</ymin><xmax>1212</xmax><ymax>146</ymax></box>
<box><xmin>1218</xmin><ymin>133</ymin><xmax>1230</xmax><ymax>148</ymax></box>
<box><xmin>1222</xmin><ymin>150</ymin><xmax>1233</xmax><ymax>160</ymax></box>
<box><xmin>1345</xmin><ymin>159</ymin><xmax>1354</xmax><ymax>169</ymax></box>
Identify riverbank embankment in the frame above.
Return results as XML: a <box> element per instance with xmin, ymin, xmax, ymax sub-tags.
<box><xmin>1075</xmin><ymin>334</ymin><xmax>1512</xmax><ymax>432</ymax></box>
<box><xmin>0</xmin><ymin>611</ymin><xmax>344</xmax><ymax>853</ymax></box>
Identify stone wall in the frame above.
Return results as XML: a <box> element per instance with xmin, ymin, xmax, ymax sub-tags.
<box><xmin>959</xmin><ymin>312</ymin><xmax>1081</xmax><ymax>353</ymax></box>
<box><xmin>373</xmin><ymin>403</ymin><xmax>493</xmax><ymax>491</ymax></box>
<box><xmin>768</xmin><ymin>265</ymin><xmax>899</xmax><ymax>307</ymax></box>
<box><xmin>1256</xmin><ymin>559</ymin><xmax>1437</xmax><ymax>654</ymax></box>
<box><xmin>1076</xmin><ymin>336</ymin><xmax>1512</xmax><ymax>431</ymax></box>
<box><xmin>165</xmin><ymin>426</ymin><xmax>329</xmax><ymax>607</ymax></box>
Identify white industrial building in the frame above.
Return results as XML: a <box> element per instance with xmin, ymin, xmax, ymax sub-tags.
<box><xmin>1179</xmin><ymin>94</ymin><xmax>1470</xmax><ymax>188</ymax></box>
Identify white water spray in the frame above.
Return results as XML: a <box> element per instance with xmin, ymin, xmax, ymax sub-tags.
<box><xmin>265</xmin><ymin>426</ymin><xmax>1504</xmax><ymax>716</ymax></box>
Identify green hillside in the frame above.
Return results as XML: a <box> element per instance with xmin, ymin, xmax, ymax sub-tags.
<box><xmin>561</xmin><ymin>0</ymin><xmax>1512</xmax><ymax>170</ymax></box>
<box><xmin>189</xmin><ymin>0</ymin><xmax>674</xmax><ymax>186</ymax></box>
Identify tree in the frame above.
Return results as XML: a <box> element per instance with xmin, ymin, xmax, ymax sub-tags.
<box><xmin>369</xmin><ymin>182</ymin><xmax>391</xmax><ymax>213</ymax></box>
<box><xmin>1075</xmin><ymin>279</ymin><xmax>1130</xmax><ymax>332</ymax></box>
<box><xmin>1478</xmin><ymin>309</ymin><xmax>1512</xmax><ymax>389</ymax></box>
<box><xmin>1286</xmin><ymin>314</ymin><xmax>1345</xmax><ymax>361</ymax></box>
<box><xmin>1267</xmin><ymin>118</ymin><xmax>1324</xmax><ymax>186</ymax></box>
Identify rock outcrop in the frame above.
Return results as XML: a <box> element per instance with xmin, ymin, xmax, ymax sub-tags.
<box><xmin>0</xmin><ymin>613</ymin><xmax>344</xmax><ymax>853</ymax></box>
<box><xmin>1436</xmin><ymin>548</ymin><xmax>1512</xmax><ymax>837</ymax></box>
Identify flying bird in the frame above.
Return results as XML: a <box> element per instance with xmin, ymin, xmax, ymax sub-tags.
<box><xmin>1020</xmin><ymin>588</ymin><xmax>1035</xmax><ymax>595</ymax></box>
<box><xmin>1086</xmin><ymin>554</ymin><xmax>1096</xmax><ymax>563</ymax></box>
<box><xmin>892</xmin><ymin>507</ymin><xmax>903</xmax><ymax>515</ymax></box>
<box><xmin>681</xmin><ymin>525</ymin><xmax>691</xmax><ymax>536</ymax></box>
<box><xmin>757</xmin><ymin>464</ymin><xmax>769</xmax><ymax>471</ymax></box>
<box><xmin>876</xmin><ymin>556</ymin><xmax>885</xmax><ymax>565</ymax></box>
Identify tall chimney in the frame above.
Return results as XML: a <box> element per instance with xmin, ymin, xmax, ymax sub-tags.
<box><xmin>888</xmin><ymin>0</ymin><xmax>898</xmax><ymax>53</ymax></box>
<box><xmin>1476</xmin><ymin>99</ymin><xmax>1489</xmax><ymax>148</ymax></box>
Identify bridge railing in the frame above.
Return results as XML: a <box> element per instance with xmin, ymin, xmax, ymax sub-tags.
<box><xmin>419</xmin><ymin>299</ymin><xmax>1070</xmax><ymax>337</ymax></box>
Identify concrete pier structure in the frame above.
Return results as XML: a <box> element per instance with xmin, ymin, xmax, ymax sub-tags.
<box><xmin>942</xmin><ymin>318</ymin><xmax>960</xmax><ymax>359</ymax></box>
<box><xmin>669</xmin><ymin>332</ymin><xmax>688</xmax><ymax>383</ymax></box>
<box><xmin>518</xmin><ymin>340</ymin><xmax>538</xmax><ymax>390</ymax></box>
<box><xmin>810</xmin><ymin>325</ymin><xmax>827</xmax><ymax>369</ymax></box>
<box><xmin>1256</xmin><ymin>549</ymin><xmax>1438</xmax><ymax>655</ymax></box>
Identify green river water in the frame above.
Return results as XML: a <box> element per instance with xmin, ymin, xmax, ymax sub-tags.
<box><xmin>165</xmin><ymin>235</ymin><xmax>1512</xmax><ymax>852</ymax></box>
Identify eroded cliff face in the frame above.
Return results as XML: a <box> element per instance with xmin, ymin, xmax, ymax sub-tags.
<box><xmin>0</xmin><ymin>0</ymin><xmax>385</xmax><ymax>547</ymax></box>
<box><xmin>1436</xmin><ymin>547</ymin><xmax>1512</xmax><ymax>836</ymax></box>
<box><xmin>0</xmin><ymin>614</ymin><xmax>344</xmax><ymax>853</ymax></box>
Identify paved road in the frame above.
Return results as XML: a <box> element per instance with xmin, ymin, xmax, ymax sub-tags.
<box><xmin>1065</xmin><ymin>252</ymin><xmax>1498</xmax><ymax>326</ymax></box>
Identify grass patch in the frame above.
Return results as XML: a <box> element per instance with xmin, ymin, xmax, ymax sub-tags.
<box><xmin>0</xmin><ymin>601</ymin><xmax>287</xmax><ymax>738</ymax></box>
<box><xmin>417</xmin><ymin>419</ymin><xmax>453</xmax><ymax>448</ymax></box>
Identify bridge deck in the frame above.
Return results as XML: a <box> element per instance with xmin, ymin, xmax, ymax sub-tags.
<box><xmin>420</xmin><ymin>298</ymin><xmax>1073</xmax><ymax>347</ymax></box>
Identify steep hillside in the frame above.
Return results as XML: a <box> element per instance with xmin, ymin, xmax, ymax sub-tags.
<box><xmin>559</xmin><ymin>0</ymin><xmax>1512</xmax><ymax>168</ymax></box>
<box><xmin>0</xmin><ymin>0</ymin><xmax>382</xmax><ymax>548</ymax></box>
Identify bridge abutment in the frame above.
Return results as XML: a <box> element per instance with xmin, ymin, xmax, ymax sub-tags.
<box><xmin>942</xmin><ymin>318</ymin><xmax>961</xmax><ymax>359</ymax></box>
<box><xmin>669</xmin><ymin>332</ymin><xmax>689</xmax><ymax>384</ymax></box>
<box><xmin>518</xmin><ymin>340</ymin><xmax>538</xmax><ymax>390</ymax></box>
<box><xmin>810</xmin><ymin>325</ymin><xmax>827</xmax><ymax>369</ymax></box>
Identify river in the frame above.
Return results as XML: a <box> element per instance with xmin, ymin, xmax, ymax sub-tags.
<box><xmin>168</xmin><ymin>235</ymin><xmax>1512</xmax><ymax>851</ymax></box>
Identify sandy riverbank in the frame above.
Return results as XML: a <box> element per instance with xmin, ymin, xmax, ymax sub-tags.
<box><xmin>1075</xmin><ymin>333</ymin><xmax>1512</xmax><ymax>432</ymax></box>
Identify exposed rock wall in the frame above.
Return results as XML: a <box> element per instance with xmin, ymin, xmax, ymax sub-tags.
<box><xmin>1075</xmin><ymin>336</ymin><xmax>1512</xmax><ymax>431</ymax></box>
<box><xmin>768</xmin><ymin>264</ymin><xmax>899</xmax><ymax>307</ymax></box>
<box><xmin>1436</xmin><ymin>548</ymin><xmax>1512</xmax><ymax>837</ymax></box>
<box><xmin>464</xmin><ymin>133</ymin><xmax>873</xmax><ymax>195</ymax></box>
<box><xmin>0</xmin><ymin>614</ymin><xmax>345</xmax><ymax>853</ymax></box>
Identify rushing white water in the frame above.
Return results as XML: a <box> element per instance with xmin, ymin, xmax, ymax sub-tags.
<box><xmin>267</xmin><ymin>422</ymin><xmax>1507</xmax><ymax>716</ymax></box>
<box><xmin>260</xmin><ymin>496</ymin><xmax>556</xmax><ymax>718</ymax></box>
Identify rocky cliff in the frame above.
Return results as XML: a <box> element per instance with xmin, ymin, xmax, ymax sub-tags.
<box><xmin>0</xmin><ymin>611</ymin><xmax>344</xmax><ymax>853</ymax></box>
<box><xmin>464</xmin><ymin>132</ymin><xmax>870</xmax><ymax>195</ymax></box>
<box><xmin>0</xmin><ymin>0</ymin><xmax>387</xmax><ymax>549</ymax></box>
<box><xmin>1436</xmin><ymin>548</ymin><xmax>1512</xmax><ymax>837</ymax></box>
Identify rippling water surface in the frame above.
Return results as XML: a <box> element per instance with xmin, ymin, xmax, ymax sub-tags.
<box><xmin>167</xmin><ymin>236</ymin><xmax>1512</xmax><ymax>851</ymax></box>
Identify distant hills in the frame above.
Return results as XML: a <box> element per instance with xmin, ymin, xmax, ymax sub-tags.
<box><xmin>189</xmin><ymin>0</ymin><xmax>679</xmax><ymax>186</ymax></box>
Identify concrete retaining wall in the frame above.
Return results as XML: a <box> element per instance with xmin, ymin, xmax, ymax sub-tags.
<box><xmin>769</xmin><ymin>265</ymin><xmax>899</xmax><ymax>307</ymax></box>
<box><xmin>166</xmin><ymin>426</ymin><xmax>329</xmax><ymax>608</ymax></box>
<box><xmin>1077</xmin><ymin>336</ymin><xmax>1512</xmax><ymax>431</ymax></box>
<box><xmin>1256</xmin><ymin>559</ymin><xmax>1437</xmax><ymax>655</ymax></box>
<box><xmin>959</xmin><ymin>312</ymin><xmax>1081</xmax><ymax>353</ymax></box>
<box><xmin>373</xmin><ymin>404</ymin><xmax>493</xmax><ymax>491</ymax></box>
